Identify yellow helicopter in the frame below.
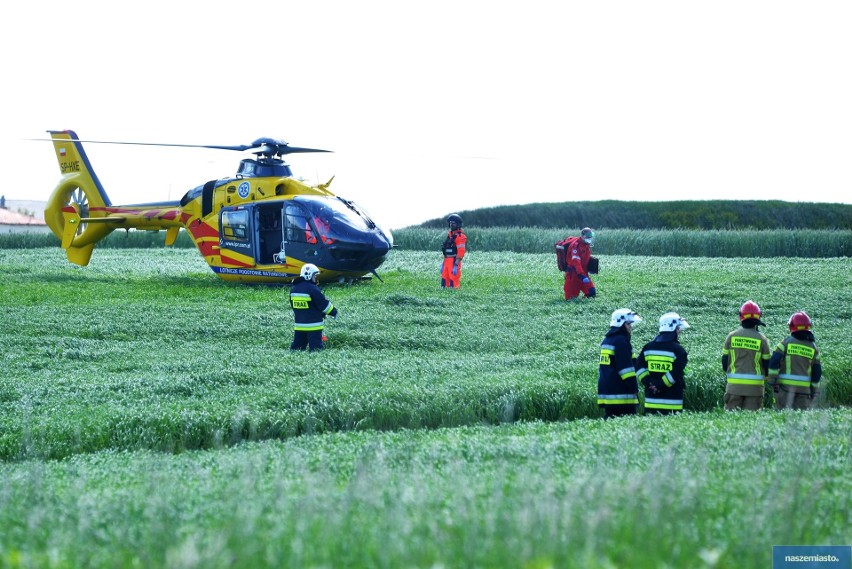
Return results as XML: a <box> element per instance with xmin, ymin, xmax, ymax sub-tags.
<box><xmin>43</xmin><ymin>130</ymin><xmax>394</xmax><ymax>284</ymax></box>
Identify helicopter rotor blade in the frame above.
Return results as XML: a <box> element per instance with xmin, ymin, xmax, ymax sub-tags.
<box><xmin>260</xmin><ymin>146</ymin><xmax>333</xmax><ymax>155</ymax></box>
<box><xmin>29</xmin><ymin>135</ymin><xmax>332</xmax><ymax>155</ymax></box>
<box><xmin>27</xmin><ymin>137</ymin><xmax>250</xmax><ymax>151</ymax></box>
<box><xmin>249</xmin><ymin>137</ymin><xmax>331</xmax><ymax>155</ymax></box>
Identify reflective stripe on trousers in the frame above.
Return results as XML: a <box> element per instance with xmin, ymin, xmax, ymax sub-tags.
<box><xmin>645</xmin><ymin>397</ymin><xmax>683</xmax><ymax>410</ymax></box>
<box><xmin>598</xmin><ymin>393</ymin><xmax>639</xmax><ymax>405</ymax></box>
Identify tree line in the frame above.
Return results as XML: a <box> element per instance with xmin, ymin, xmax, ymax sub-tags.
<box><xmin>417</xmin><ymin>200</ymin><xmax>852</xmax><ymax>230</ymax></box>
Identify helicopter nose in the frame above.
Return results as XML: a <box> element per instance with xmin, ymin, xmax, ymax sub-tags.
<box><xmin>373</xmin><ymin>231</ymin><xmax>392</xmax><ymax>251</ymax></box>
<box><xmin>368</xmin><ymin>231</ymin><xmax>393</xmax><ymax>266</ymax></box>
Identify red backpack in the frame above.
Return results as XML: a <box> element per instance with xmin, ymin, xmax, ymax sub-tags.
<box><xmin>554</xmin><ymin>237</ymin><xmax>573</xmax><ymax>271</ymax></box>
<box><xmin>555</xmin><ymin>237</ymin><xmax>600</xmax><ymax>273</ymax></box>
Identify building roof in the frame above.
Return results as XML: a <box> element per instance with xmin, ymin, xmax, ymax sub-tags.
<box><xmin>0</xmin><ymin>207</ymin><xmax>47</xmax><ymax>226</ymax></box>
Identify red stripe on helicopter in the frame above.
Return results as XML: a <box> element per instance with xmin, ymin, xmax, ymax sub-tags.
<box><xmin>188</xmin><ymin>222</ymin><xmax>219</xmax><ymax>239</ymax></box>
<box><xmin>220</xmin><ymin>255</ymin><xmax>252</xmax><ymax>267</ymax></box>
<box><xmin>197</xmin><ymin>241</ymin><xmax>218</xmax><ymax>256</ymax></box>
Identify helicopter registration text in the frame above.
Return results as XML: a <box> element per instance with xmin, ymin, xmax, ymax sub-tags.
<box><xmin>60</xmin><ymin>160</ymin><xmax>81</xmax><ymax>174</ymax></box>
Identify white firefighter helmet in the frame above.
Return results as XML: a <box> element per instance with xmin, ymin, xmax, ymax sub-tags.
<box><xmin>659</xmin><ymin>312</ymin><xmax>690</xmax><ymax>332</ymax></box>
<box><xmin>300</xmin><ymin>263</ymin><xmax>320</xmax><ymax>281</ymax></box>
<box><xmin>610</xmin><ymin>308</ymin><xmax>641</xmax><ymax>328</ymax></box>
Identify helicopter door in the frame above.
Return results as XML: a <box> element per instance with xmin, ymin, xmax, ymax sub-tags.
<box><xmin>282</xmin><ymin>203</ymin><xmax>319</xmax><ymax>265</ymax></box>
<box><xmin>256</xmin><ymin>205</ymin><xmax>285</xmax><ymax>264</ymax></box>
<box><xmin>218</xmin><ymin>207</ymin><xmax>256</xmax><ymax>266</ymax></box>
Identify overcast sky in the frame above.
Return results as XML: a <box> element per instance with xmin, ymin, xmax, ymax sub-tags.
<box><xmin>2</xmin><ymin>1</ymin><xmax>850</xmax><ymax>229</ymax></box>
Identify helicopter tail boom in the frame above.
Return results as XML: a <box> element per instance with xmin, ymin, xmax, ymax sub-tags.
<box><xmin>44</xmin><ymin>130</ymin><xmax>118</xmax><ymax>265</ymax></box>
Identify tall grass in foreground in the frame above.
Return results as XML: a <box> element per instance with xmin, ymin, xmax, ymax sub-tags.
<box><xmin>1</xmin><ymin>248</ymin><xmax>850</xmax><ymax>568</ymax></box>
<box><xmin>394</xmin><ymin>227</ymin><xmax>852</xmax><ymax>257</ymax></box>
<box><xmin>1</xmin><ymin>412</ymin><xmax>849</xmax><ymax>569</ymax></box>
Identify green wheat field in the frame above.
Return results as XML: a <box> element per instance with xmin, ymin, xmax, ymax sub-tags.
<box><xmin>1</xmin><ymin>245</ymin><xmax>850</xmax><ymax>569</ymax></box>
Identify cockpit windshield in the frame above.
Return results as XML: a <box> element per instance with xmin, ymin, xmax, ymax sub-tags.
<box><xmin>294</xmin><ymin>195</ymin><xmax>380</xmax><ymax>243</ymax></box>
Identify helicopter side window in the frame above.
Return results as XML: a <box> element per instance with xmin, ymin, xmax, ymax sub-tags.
<box><xmin>221</xmin><ymin>209</ymin><xmax>249</xmax><ymax>240</ymax></box>
<box><xmin>283</xmin><ymin>205</ymin><xmax>310</xmax><ymax>243</ymax></box>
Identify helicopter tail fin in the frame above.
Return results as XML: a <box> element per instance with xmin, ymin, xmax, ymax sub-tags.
<box><xmin>44</xmin><ymin>130</ymin><xmax>116</xmax><ymax>266</ymax></box>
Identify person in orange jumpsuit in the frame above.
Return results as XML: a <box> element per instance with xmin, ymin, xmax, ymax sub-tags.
<box><xmin>441</xmin><ymin>213</ymin><xmax>467</xmax><ymax>288</ymax></box>
<box><xmin>560</xmin><ymin>227</ymin><xmax>596</xmax><ymax>299</ymax></box>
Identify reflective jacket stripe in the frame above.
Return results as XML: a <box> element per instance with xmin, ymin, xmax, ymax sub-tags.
<box><xmin>726</xmin><ymin>373</ymin><xmax>765</xmax><ymax>380</ymax></box>
<box><xmin>727</xmin><ymin>378</ymin><xmax>765</xmax><ymax>385</ymax></box>
<box><xmin>726</xmin><ymin>372</ymin><xmax>765</xmax><ymax>386</ymax></box>
<box><xmin>645</xmin><ymin>350</ymin><xmax>676</xmax><ymax>358</ymax></box>
<box><xmin>778</xmin><ymin>374</ymin><xmax>812</xmax><ymax>387</ymax></box>
<box><xmin>618</xmin><ymin>367</ymin><xmax>637</xmax><ymax>380</ymax></box>
<box><xmin>726</xmin><ymin>350</ymin><xmax>769</xmax><ymax>373</ymax></box>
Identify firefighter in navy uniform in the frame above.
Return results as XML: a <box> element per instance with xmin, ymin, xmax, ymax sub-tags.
<box><xmin>722</xmin><ymin>300</ymin><xmax>771</xmax><ymax>411</ymax></box>
<box><xmin>441</xmin><ymin>213</ymin><xmax>467</xmax><ymax>288</ymax></box>
<box><xmin>597</xmin><ymin>308</ymin><xmax>642</xmax><ymax>419</ymax></box>
<box><xmin>289</xmin><ymin>263</ymin><xmax>338</xmax><ymax>352</ymax></box>
<box><xmin>636</xmin><ymin>312</ymin><xmax>690</xmax><ymax>415</ymax></box>
<box><xmin>768</xmin><ymin>311</ymin><xmax>822</xmax><ymax>410</ymax></box>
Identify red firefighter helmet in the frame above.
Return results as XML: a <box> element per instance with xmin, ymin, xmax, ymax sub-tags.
<box><xmin>739</xmin><ymin>300</ymin><xmax>762</xmax><ymax>322</ymax></box>
<box><xmin>788</xmin><ymin>311</ymin><xmax>812</xmax><ymax>332</ymax></box>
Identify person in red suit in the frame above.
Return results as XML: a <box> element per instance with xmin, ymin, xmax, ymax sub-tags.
<box><xmin>559</xmin><ymin>227</ymin><xmax>596</xmax><ymax>299</ymax></box>
<box><xmin>441</xmin><ymin>214</ymin><xmax>467</xmax><ymax>288</ymax></box>
<box><xmin>305</xmin><ymin>216</ymin><xmax>336</xmax><ymax>245</ymax></box>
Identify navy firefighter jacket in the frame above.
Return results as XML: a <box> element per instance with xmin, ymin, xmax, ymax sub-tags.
<box><xmin>598</xmin><ymin>326</ymin><xmax>639</xmax><ymax>406</ymax></box>
<box><xmin>636</xmin><ymin>331</ymin><xmax>688</xmax><ymax>411</ymax></box>
<box><xmin>289</xmin><ymin>277</ymin><xmax>338</xmax><ymax>331</ymax></box>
